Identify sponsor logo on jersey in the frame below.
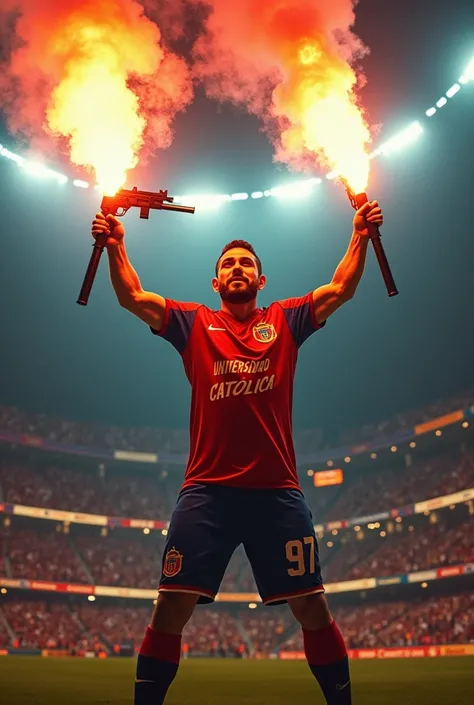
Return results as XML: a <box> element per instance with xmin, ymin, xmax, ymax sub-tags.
<box><xmin>163</xmin><ymin>547</ymin><xmax>183</xmax><ymax>577</ymax></box>
<box><xmin>253</xmin><ymin>322</ymin><xmax>277</xmax><ymax>343</ymax></box>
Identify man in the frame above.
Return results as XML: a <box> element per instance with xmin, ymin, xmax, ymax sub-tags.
<box><xmin>91</xmin><ymin>198</ymin><xmax>383</xmax><ymax>704</ymax></box>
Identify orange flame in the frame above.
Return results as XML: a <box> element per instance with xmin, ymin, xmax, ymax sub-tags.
<box><xmin>275</xmin><ymin>39</ymin><xmax>371</xmax><ymax>194</ymax></box>
<box><xmin>191</xmin><ymin>0</ymin><xmax>372</xmax><ymax>193</ymax></box>
<box><xmin>0</xmin><ymin>0</ymin><xmax>193</xmax><ymax>196</ymax></box>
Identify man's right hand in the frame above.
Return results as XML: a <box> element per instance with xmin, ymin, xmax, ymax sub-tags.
<box><xmin>91</xmin><ymin>212</ymin><xmax>125</xmax><ymax>247</ymax></box>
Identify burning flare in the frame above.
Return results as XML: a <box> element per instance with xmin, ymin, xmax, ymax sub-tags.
<box><xmin>0</xmin><ymin>0</ymin><xmax>193</xmax><ymax>195</ymax></box>
<box><xmin>190</xmin><ymin>0</ymin><xmax>372</xmax><ymax>193</ymax></box>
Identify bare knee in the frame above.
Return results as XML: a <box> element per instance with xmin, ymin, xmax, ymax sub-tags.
<box><xmin>288</xmin><ymin>592</ymin><xmax>332</xmax><ymax>631</ymax></box>
<box><xmin>150</xmin><ymin>592</ymin><xmax>198</xmax><ymax>634</ymax></box>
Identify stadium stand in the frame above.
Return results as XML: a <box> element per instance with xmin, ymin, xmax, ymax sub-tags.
<box><xmin>280</xmin><ymin>593</ymin><xmax>474</xmax><ymax>651</ymax></box>
<box><xmin>76</xmin><ymin>603</ymin><xmax>147</xmax><ymax>652</ymax></box>
<box><xmin>0</xmin><ymin>509</ymin><xmax>469</xmax><ymax>590</ymax></box>
<box><xmin>0</xmin><ymin>384</ymin><xmax>472</xmax><ymax>453</ymax></box>
<box><xmin>0</xmin><ymin>389</ymin><xmax>472</xmax><ymax>656</ymax></box>
<box><xmin>2</xmin><ymin>600</ymin><xmax>84</xmax><ymax>650</ymax></box>
<box><xmin>0</xmin><ymin>443</ymin><xmax>472</xmax><ymax>529</ymax></box>
<box><xmin>1</xmin><ymin>592</ymin><xmax>472</xmax><ymax>653</ymax></box>
<box><xmin>0</xmin><ymin>460</ymin><xmax>169</xmax><ymax>518</ymax></box>
<box><xmin>74</xmin><ymin>532</ymin><xmax>165</xmax><ymax>588</ymax></box>
<box><xmin>7</xmin><ymin>527</ymin><xmax>90</xmax><ymax>584</ymax></box>
<box><xmin>324</xmin><ymin>517</ymin><xmax>474</xmax><ymax>582</ymax></box>
<box><xmin>324</xmin><ymin>447</ymin><xmax>474</xmax><ymax>522</ymax></box>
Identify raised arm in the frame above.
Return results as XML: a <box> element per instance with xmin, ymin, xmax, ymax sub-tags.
<box><xmin>91</xmin><ymin>213</ymin><xmax>166</xmax><ymax>331</ymax></box>
<box><xmin>312</xmin><ymin>201</ymin><xmax>383</xmax><ymax>324</ymax></box>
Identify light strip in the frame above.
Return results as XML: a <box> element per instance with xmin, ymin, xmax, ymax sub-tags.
<box><xmin>0</xmin><ymin>56</ymin><xmax>472</xmax><ymax>201</ymax></box>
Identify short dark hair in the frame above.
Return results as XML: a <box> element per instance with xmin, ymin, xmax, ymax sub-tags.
<box><xmin>215</xmin><ymin>240</ymin><xmax>262</xmax><ymax>277</ymax></box>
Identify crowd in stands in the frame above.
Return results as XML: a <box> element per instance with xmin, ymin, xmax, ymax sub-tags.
<box><xmin>74</xmin><ymin>533</ymin><xmax>164</xmax><ymax>588</ymax></box>
<box><xmin>0</xmin><ymin>385</ymin><xmax>472</xmax><ymax>455</ymax></box>
<box><xmin>324</xmin><ymin>447</ymin><xmax>474</xmax><ymax>521</ymax></box>
<box><xmin>1</xmin><ymin>592</ymin><xmax>472</xmax><ymax>653</ymax></box>
<box><xmin>281</xmin><ymin>593</ymin><xmax>474</xmax><ymax>651</ymax></box>
<box><xmin>238</xmin><ymin>608</ymin><xmax>294</xmax><ymax>655</ymax></box>
<box><xmin>0</xmin><ymin>601</ymin><xmax>95</xmax><ymax>651</ymax></box>
<box><xmin>0</xmin><ymin>405</ymin><xmax>188</xmax><ymax>454</ymax></box>
<box><xmin>1</xmin><ymin>443</ymin><xmax>472</xmax><ymax>530</ymax></box>
<box><xmin>0</xmin><ymin>461</ymin><xmax>169</xmax><ymax>519</ymax></box>
<box><xmin>182</xmin><ymin>609</ymin><xmax>246</xmax><ymax>657</ymax></box>
<box><xmin>7</xmin><ymin>528</ymin><xmax>90</xmax><ymax>584</ymax></box>
<box><xmin>378</xmin><ymin>593</ymin><xmax>474</xmax><ymax>647</ymax></box>
<box><xmin>324</xmin><ymin>518</ymin><xmax>473</xmax><ymax>583</ymax></box>
<box><xmin>336</xmin><ymin>387</ymin><xmax>474</xmax><ymax>447</ymax></box>
<box><xmin>1</xmin><ymin>509</ymin><xmax>472</xmax><ymax>590</ymax></box>
<box><xmin>76</xmin><ymin>603</ymin><xmax>147</xmax><ymax>650</ymax></box>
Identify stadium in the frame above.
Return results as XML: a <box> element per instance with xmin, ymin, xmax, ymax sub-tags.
<box><xmin>0</xmin><ymin>391</ymin><xmax>473</xmax><ymax>702</ymax></box>
<box><xmin>1</xmin><ymin>0</ymin><xmax>474</xmax><ymax>704</ymax></box>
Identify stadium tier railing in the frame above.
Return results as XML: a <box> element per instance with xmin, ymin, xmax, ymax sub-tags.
<box><xmin>0</xmin><ymin>561</ymin><xmax>472</xmax><ymax>601</ymax></box>
<box><xmin>1</xmin><ymin>487</ymin><xmax>472</xmax><ymax>535</ymax></box>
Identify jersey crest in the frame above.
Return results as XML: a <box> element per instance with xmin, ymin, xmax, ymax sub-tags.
<box><xmin>253</xmin><ymin>322</ymin><xmax>277</xmax><ymax>344</ymax></box>
<box><xmin>163</xmin><ymin>547</ymin><xmax>183</xmax><ymax>577</ymax></box>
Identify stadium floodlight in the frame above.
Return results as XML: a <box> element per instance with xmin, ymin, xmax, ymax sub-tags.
<box><xmin>0</xmin><ymin>146</ymin><xmax>24</xmax><ymax>164</ymax></box>
<box><xmin>181</xmin><ymin>194</ymin><xmax>231</xmax><ymax>210</ymax></box>
<box><xmin>269</xmin><ymin>181</ymin><xmax>315</xmax><ymax>199</ymax></box>
<box><xmin>446</xmin><ymin>83</ymin><xmax>461</xmax><ymax>98</ymax></box>
<box><xmin>0</xmin><ymin>56</ymin><xmax>471</xmax><ymax>207</ymax></box>
<box><xmin>378</xmin><ymin>121</ymin><xmax>423</xmax><ymax>156</ymax></box>
<box><xmin>21</xmin><ymin>161</ymin><xmax>68</xmax><ymax>184</ymax></box>
<box><xmin>464</xmin><ymin>57</ymin><xmax>474</xmax><ymax>81</ymax></box>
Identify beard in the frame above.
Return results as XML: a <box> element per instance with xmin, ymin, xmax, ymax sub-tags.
<box><xmin>219</xmin><ymin>279</ymin><xmax>259</xmax><ymax>304</ymax></box>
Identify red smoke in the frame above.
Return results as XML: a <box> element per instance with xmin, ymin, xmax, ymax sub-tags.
<box><xmin>0</xmin><ymin>0</ymin><xmax>193</xmax><ymax>191</ymax></box>
<box><xmin>190</xmin><ymin>0</ymin><xmax>372</xmax><ymax>188</ymax></box>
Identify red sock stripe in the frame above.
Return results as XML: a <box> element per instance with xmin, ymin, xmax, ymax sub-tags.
<box><xmin>139</xmin><ymin>626</ymin><xmax>182</xmax><ymax>664</ymax></box>
<box><xmin>303</xmin><ymin>620</ymin><xmax>347</xmax><ymax>666</ymax></box>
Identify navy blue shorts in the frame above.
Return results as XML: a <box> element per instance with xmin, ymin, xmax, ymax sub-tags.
<box><xmin>159</xmin><ymin>484</ymin><xmax>324</xmax><ymax>606</ymax></box>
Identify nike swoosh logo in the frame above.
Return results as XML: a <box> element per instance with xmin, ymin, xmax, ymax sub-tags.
<box><xmin>208</xmin><ymin>324</ymin><xmax>226</xmax><ymax>331</ymax></box>
<box><xmin>336</xmin><ymin>680</ymin><xmax>350</xmax><ymax>691</ymax></box>
<box><xmin>135</xmin><ymin>679</ymin><xmax>155</xmax><ymax>683</ymax></box>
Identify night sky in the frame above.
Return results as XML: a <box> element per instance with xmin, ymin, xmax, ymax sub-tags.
<box><xmin>0</xmin><ymin>0</ymin><xmax>473</xmax><ymax>438</ymax></box>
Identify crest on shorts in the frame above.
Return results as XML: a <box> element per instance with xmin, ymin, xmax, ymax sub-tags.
<box><xmin>163</xmin><ymin>547</ymin><xmax>183</xmax><ymax>577</ymax></box>
<box><xmin>253</xmin><ymin>322</ymin><xmax>277</xmax><ymax>344</ymax></box>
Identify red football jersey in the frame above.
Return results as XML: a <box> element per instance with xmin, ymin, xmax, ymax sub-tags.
<box><xmin>151</xmin><ymin>292</ymin><xmax>325</xmax><ymax>489</ymax></box>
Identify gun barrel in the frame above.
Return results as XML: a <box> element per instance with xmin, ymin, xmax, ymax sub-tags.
<box><xmin>161</xmin><ymin>203</ymin><xmax>195</xmax><ymax>215</ymax></box>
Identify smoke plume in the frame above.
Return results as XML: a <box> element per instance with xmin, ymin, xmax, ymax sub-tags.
<box><xmin>0</xmin><ymin>0</ymin><xmax>193</xmax><ymax>191</ymax></box>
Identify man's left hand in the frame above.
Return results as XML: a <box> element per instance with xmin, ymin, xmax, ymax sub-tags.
<box><xmin>353</xmin><ymin>201</ymin><xmax>383</xmax><ymax>238</ymax></box>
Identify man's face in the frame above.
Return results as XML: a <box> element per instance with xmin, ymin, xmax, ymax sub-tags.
<box><xmin>213</xmin><ymin>247</ymin><xmax>264</xmax><ymax>303</ymax></box>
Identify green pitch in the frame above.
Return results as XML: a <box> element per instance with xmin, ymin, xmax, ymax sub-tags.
<box><xmin>0</xmin><ymin>656</ymin><xmax>473</xmax><ymax>705</ymax></box>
